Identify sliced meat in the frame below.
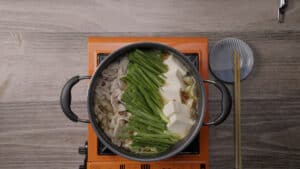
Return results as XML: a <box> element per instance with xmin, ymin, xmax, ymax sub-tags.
<box><xmin>118</xmin><ymin>57</ymin><xmax>129</xmax><ymax>90</ymax></box>
<box><xmin>94</xmin><ymin>58</ymin><xmax>129</xmax><ymax>147</ymax></box>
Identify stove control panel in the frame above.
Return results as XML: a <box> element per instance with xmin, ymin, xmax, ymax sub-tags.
<box><xmin>79</xmin><ymin>142</ymin><xmax>88</xmax><ymax>155</ymax></box>
<box><xmin>78</xmin><ymin>141</ymin><xmax>88</xmax><ymax>169</ymax></box>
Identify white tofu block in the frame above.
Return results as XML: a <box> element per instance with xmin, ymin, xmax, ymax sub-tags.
<box><xmin>163</xmin><ymin>100</ymin><xmax>176</xmax><ymax>117</ymax></box>
<box><xmin>175</xmin><ymin>102</ymin><xmax>189</xmax><ymax>115</ymax></box>
<box><xmin>176</xmin><ymin>68</ymin><xmax>187</xmax><ymax>87</ymax></box>
<box><xmin>161</xmin><ymin>85</ymin><xmax>181</xmax><ymax>103</ymax></box>
<box><xmin>167</xmin><ymin>113</ymin><xmax>194</xmax><ymax>138</ymax></box>
<box><xmin>161</xmin><ymin>54</ymin><xmax>194</xmax><ymax>138</ymax></box>
<box><xmin>163</xmin><ymin>100</ymin><xmax>190</xmax><ymax>118</ymax></box>
<box><xmin>162</xmin><ymin>54</ymin><xmax>186</xmax><ymax>102</ymax></box>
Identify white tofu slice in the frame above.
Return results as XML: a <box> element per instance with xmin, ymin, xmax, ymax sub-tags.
<box><xmin>167</xmin><ymin>113</ymin><xmax>194</xmax><ymax>138</ymax></box>
<box><xmin>176</xmin><ymin>68</ymin><xmax>187</xmax><ymax>87</ymax></box>
<box><xmin>163</xmin><ymin>100</ymin><xmax>190</xmax><ymax>117</ymax></box>
<box><xmin>161</xmin><ymin>55</ymin><xmax>187</xmax><ymax>103</ymax></box>
<box><xmin>175</xmin><ymin>101</ymin><xmax>190</xmax><ymax>115</ymax></box>
<box><xmin>163</xmin><ymin>100</ymin><xmax>194</xmax><ymax>137</ymax></box>
<box><xmin>161</xmin><ymin>85</ymin><xmax>181</xmax><ymax>103</ymax></box>
<box><xmin>163</xmin><ymin>100</ymin><xmax>176</xmax><ymax>117</ymax></box>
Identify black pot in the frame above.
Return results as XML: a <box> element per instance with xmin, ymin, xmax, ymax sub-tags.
<box><xmin>60</xmin><ymin>42</ymin><xmax>232</xmax><ymax>162</ymax></box>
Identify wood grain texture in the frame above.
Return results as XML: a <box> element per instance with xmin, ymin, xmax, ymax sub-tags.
<box><xmin>0</xmin><ymin>101</ymin><xmax>87</xmax><ymax>169</ymax></box>
<box><xmin>209</xmin><ymin>99</ymin><xmax>300</xmax><ymax>169</ymax></box>
<box><xmin>1</xmin><ymin>31</ymin><xmax>300</xmax><ymax>102</ymax></box>
<box><xmin>0</xmin><ymin>0</ymin><xmax>300</xmax><ymax>32</ymax></box>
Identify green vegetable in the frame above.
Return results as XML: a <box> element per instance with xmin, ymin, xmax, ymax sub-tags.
<box><xmin>120</xmin><ymin>49</ymin><xmax>179</xmax><ymax>154</ymax></box>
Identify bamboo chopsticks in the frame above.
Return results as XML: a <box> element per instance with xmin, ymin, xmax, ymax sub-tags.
<box><xmin>234</xmin><ymin>49</ymin><xmax>242</xmax><ymax>169</ymax></box>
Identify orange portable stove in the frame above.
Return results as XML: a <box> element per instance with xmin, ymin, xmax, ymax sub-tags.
<box><xmin>79</xmin><ymin>37</ymin><xmax>209</xmax><ymax>169</ymax></box>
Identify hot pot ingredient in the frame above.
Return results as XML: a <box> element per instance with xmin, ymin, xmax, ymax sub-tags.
<box><xmin>94</xmin><ymin>49</ymin><xmax>197</xmax><ymax>154</ymax></box>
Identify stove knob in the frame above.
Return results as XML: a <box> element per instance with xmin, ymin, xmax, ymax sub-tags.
<box><xmin>78</xmin><ymin>144</ymin><xmax>88</xmax><ymax>155</ymax></box>
<box><xmin>79</xmin><ymin>164</ymin><xmax>86</xmax><ymax>169</ymax></box>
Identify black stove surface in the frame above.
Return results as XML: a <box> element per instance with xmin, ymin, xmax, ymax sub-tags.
<box><xmin>97</xmin><ymin>53</ymin><xmax>200</xmax><ymax>155</ymax></box>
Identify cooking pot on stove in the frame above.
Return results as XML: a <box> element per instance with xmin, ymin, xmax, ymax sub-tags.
<box><xmin>60</xmin><ymin>42</ymin><xmax>232</xmax><ymax>162</ymax></box>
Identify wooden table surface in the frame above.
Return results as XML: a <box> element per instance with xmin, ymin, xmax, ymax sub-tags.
<box><xmin>0</xmin><ymin>1</ymin><xmax>300</xmax><ymax>169</ymax></box>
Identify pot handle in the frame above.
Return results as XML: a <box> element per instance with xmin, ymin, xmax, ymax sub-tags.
<box><xmin>60</xmin><ymin>75</ymin><xmax>91</xmax><ymax>123</ymax></box>
<box><xmin>203</xmin><ymin>80</ymin><xmax>232</xmax><ymax>126</ymax></box>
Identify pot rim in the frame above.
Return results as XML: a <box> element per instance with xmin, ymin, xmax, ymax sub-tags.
<box><xmin>87</xmin><ymin>42</ymin><xmax>206</xmax><ymax>162</ymax></box>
